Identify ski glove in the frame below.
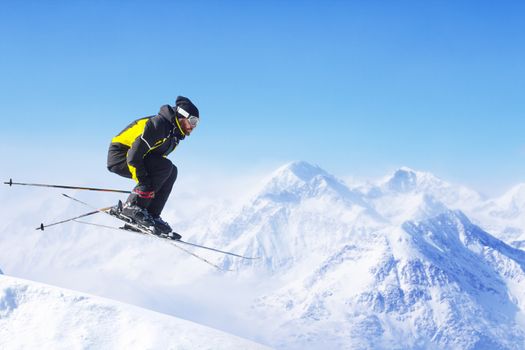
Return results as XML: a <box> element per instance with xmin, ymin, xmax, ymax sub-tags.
<box><xmin>133</xmin><ymin>183</ymin><xmax>155</xmax><ymax>199</ymax></box>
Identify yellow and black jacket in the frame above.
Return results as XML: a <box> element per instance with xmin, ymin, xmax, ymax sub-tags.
<box><xmin>107</xmin><ymin>105</ymin><xmax>186</xmax><ymax>184</ymax></box>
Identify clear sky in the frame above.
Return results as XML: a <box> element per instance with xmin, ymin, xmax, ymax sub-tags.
<box><xmin>1</xmin><ymin>0</ymin><xmax>524</xmax><ymax>195</ymax></box>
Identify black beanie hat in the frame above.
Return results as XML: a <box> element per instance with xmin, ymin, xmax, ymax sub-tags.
<box><xmin>175</xmin><ymin>96</ymin><xmax>199</xmax><ymax>119</ymax></box>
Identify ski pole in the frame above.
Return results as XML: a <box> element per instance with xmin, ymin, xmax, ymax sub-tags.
<box><xmin>37</xmin><ymin>207</ymin><xmax>113</xmax><ymax>230</ymax></box>
<box><xmin>4</xmin><ymin>178</ymin><xmax>131</xmax><ymax>194</ymax></box>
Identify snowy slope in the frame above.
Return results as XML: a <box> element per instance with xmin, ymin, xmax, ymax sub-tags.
<box><xmin>0</xmin><ymin>188</ymin><xmax>270</xmax><ymax>346</ymax></box>
<box><xmin>0</xmin><ymin>273</ymin><xmax>270</xmax><ymax>350</ymax></box>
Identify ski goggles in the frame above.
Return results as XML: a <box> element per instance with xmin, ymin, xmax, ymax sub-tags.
<box><xmin>177</xmin><ymin>106</ymin><xmax>200</xmax><ymax>127</ymax></box>
<box><xmin>187</xmin><ymin>115</ymin><xmax>199</xmax><ymax>128</ymax></box>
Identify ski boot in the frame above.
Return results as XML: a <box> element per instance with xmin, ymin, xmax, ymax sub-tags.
<box><xmin>152</xmin><ymin>217</ymin><xmax>182</xmax><ymax>240</ymax></box>
<box><xmin>119</xmin><ymin>202</ymin><xmax>155</xmax><ymax>229</ymax></box>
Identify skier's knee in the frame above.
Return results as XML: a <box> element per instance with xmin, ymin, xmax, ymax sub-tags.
<box><xmin>171</xmin><ymin>165</ymin><xmax>178</xmax><ymax>182</ymax></box>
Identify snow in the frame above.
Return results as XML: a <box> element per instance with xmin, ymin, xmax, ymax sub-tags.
<box><xmin>0</xmin><ymin>273</ymin><xmax>270</xmax><ymax>350</ymax></box>
<box><xmin>254</xmin><ymin>211</ymin><xmax>525</xmax><ymax>349</ymax></box>
<box><xmin>2</xmin><ymin>161</ymin><xmax>525</xmax><ymax>349</ymax></box>
<box><xmin>474</xmin><ymin>183</ymin><xmax>525</xmax><ymax>242</ymax></box>
<box><xmin>218</xmin><ymin>163</ymin><xmax>525</xmax><ymax>348</ymax></box>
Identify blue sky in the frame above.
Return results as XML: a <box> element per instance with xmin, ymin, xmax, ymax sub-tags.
<box><xmin>1</xmin><ymin>1</ymin><xmax>524</xmax><ymax>195</ymax></box>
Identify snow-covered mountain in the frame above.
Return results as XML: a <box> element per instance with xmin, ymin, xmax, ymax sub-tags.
<box><xmin>466</xmin><ymin>183</ymin><xmax>525</xmax><ymax>246</ymax></box>
<box><xmin>497</xmin><ymin>184</ymin><xmax>525</xmax><ymax>215</ymax></box>
<box><xmin>364</xmin><ymin>167</ymin><xmax>483</xmax><ymax>223</ymax></box>
<box><xmin>199</xmin><ymin>162</ymin><xmax>525</xmax><ymax>349</ymax></box>
<box><xmin>2</xmin><ymin>161</ymin><xmax>525</xmax><ymax>349</ymax></box>
<box><xmin>358</xmin><ymin>166</ymin><xmax>525</xmax><ymax>245</ymax></box>
<box><xmin>211</xmin><ymin>163</ymin><xmax>486</xmax><ymax>272</ymax></box>
<box><xmin>253</xmin><ymin>211</ymin><xmax>525</xmax><ymax>349</ymax></box>
<box><xmin>372</xmin><ymin>167</ymin><xmax>482</xmax><ymax>204</ymax></box>
<box><xmin>0</xmin><ymin>272</ymin><xmax>270</xmax><ymax>350</ymax></box>
<box><xmin>204</xmin><ymin>162</ymin><xmax>387</xmax><ymax>273</ymax></box>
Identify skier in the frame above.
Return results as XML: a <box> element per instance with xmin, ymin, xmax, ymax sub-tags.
<box><xmin>107</xmin><ymin>96</ymin><xmax>199</xmax><ymax>238</ymax></box>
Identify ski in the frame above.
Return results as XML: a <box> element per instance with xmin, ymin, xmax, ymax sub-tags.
<box><xmin>39</xmin><ymin>199</ymin><xmax>257</xmax><ymax>260</ymax></box>
<box><xmin>72</xmin><ymin>219</ymin><xmax>258</xmax><ymax>260</ymax></box>
<box><xmin>174</xmin><ymin>240</ymin><xmax>259</xmax><ymax>260</ymax></box>
<box><xmin>60</xmin><ymin>194</ymin><xmax>234</xmax><ymax>271</ymax></box>
<box><xmin>60</xmin><ymin>194</ymin><xmax>256</xmax><ymax>259</ymax></box>
<box><xmin>74</xmin><ymin>219</ymin><xmax>231</xmax><ymax>271</ymax></box>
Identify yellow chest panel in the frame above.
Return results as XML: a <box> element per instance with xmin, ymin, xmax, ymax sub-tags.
<box><xmin>111</xmin><ymin>118</ymin><xmax>149</xmax><ymax>147</ymax></box>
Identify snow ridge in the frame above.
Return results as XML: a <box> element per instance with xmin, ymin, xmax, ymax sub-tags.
<box><xmin>0</xmin><ymin>274</ymin><xmax>270</xmax><ymax>350</ymax></box>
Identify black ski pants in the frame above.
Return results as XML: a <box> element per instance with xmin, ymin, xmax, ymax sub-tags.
<box><xmin>107</xmin><ymin>155</ymin><xmax>178</xmax><ymax>217</ymax></box>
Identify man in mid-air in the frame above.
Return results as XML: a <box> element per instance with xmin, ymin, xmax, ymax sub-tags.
<box><xmin>107</xmin><ymin>96</ymin><xmax>200</xmax><ymax>239</ymax></box>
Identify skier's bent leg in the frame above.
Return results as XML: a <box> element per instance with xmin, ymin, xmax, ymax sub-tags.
<box><xmin>148</xmin><ymin>164</ymin><xmax>178</xmax><ymax>218</ymax></box>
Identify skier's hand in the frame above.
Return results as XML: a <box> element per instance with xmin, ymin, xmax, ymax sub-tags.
<box><xmin>133</xmin><ymin>183</ymin><xmax>155</xmax><ymax>199</ymax></box>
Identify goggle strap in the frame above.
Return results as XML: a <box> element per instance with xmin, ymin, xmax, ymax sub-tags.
<box><xmin>176</xmin><ymin>106</ymin><xmax>191</xmax><ymax>118</ymax></box>
<box><xmin>176</xmin><ymin>106</ymin><xmax>199</xmax><ymax>127</ymax></box>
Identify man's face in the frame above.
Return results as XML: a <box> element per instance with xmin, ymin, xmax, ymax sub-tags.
<box><xmin>179</xmin><ymin>117</ymin><xmax>195</xmax><ymax>135</ymax></box>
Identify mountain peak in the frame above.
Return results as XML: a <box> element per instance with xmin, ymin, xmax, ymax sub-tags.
<box><xmin>262</xmin><ymin>161</ymin><xmax>328</xmax><ymax>190</ymax></box>
<box><xmin>506</xmin><ymin>183</ymin><xmax>525</xmax><ymax>200</ymax></box>
<box><xmin>274</xmin><ymin>161</ymin><xmax>328</xmax><ymax>182</ymax></box>
<box><xmin>397</xmin><ymin>166</ymin><xmax>418</xmax><ymax>173</ymax></box>
<box><xmin>496</xmin><ymin>183</ymin><xmax>525</xmax><ymax>211</ymax></box>
<box><xmin>257</xmin><ymin>161</ymin><xmax>349</xmax><ymax>202</ymax></box>
<box><xmin>383</xmin><ymin>167</ymin><xmax>444</xmax><ymax>193</ymax></box>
